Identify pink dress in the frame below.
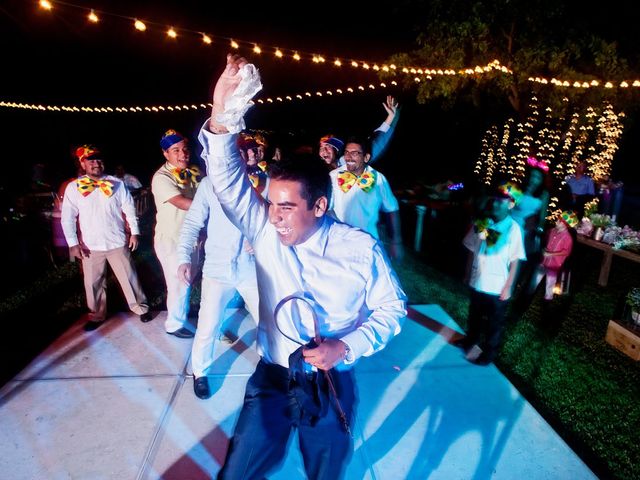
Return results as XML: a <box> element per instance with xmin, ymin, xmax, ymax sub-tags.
<box><xmin>539</xmin><ymin>228</ymin><xmax>573</xmax><ymax>299</ymax></box>
<box><xmin>542</xmin><ymin>229</ymin><xmax>573</xmax><ymax>271</ymax></box>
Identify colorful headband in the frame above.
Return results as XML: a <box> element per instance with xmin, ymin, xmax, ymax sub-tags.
<box><xmin>319</xmin><ymin>135</ymin><xmax>344</xmax><ymax>152</ymax></box>
<box><xmin>75</xmin><ymin>144</ymin><xmax>101</xmax><ymax>162</ymax></box>
<box><xmin>160</xmin><ymin>129</ymin><xmax>186</xmax><ymax>150</ymax></box>
<box><xmin>559</xmin><ymin>210</ymin><xmax>579</xmax><ymax>229</ymax></box>
<box><xmin>526</xmin><ymin>156</ymin><xmax>549</xmax><ymax>173</ymax></box>
<box><xmin>495</xmin><ymin>181</ymin><xmax>523</xmax><ymax>203</ymax></box>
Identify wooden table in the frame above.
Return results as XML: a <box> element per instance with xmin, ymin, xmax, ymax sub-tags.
<box><xmin>576</xmin><ymin>234</ymin><xmax>640</xmax><ymax>287</ymax></box>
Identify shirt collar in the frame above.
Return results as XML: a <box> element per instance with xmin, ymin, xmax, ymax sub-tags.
<box><xmin>294</xmin><ymin>216</ymin><xmax>330</xmax><ymax>257</ymax></box>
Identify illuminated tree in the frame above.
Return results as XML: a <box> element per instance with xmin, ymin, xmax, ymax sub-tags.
<box><xmin>386</xmin><ymin>0</ymin><xmax>634</xmax><ymax>116</ymax></box>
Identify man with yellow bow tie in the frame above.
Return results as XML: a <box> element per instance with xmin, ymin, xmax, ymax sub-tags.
<box><xmin>151</xmin><ymin>129</ymin><xmax>201</xmax><ymax>338</ymax></box>
<box><xmin>61</xmin><ymin>144</ymin><xmax>150</xmax><ymax>331</ymax></box>
<box><xmin>329</xmin><ymin>135</ymin><xmax>404</xmax><ymax>260</ymax></box>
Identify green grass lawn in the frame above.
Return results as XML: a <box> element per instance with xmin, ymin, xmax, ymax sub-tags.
<box><xmin>394</xmin><ymin>245</ymin><xmax>640</xmax><ymax>480</ymax></box>
<box><xmin>2</xmin><ymin>233</ymin><xmax>640</xmax><ymax>478</ymax></box>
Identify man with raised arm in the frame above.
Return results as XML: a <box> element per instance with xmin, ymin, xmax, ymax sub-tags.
<box><xmin>199</xmin><ymin>54</ymin><xmax>406</xmax><ymax>480</ymax></box>
<box><xmin>318</xmin><ymin>95</ymin><xmax>400</xmax><ymax>171</ymax></box>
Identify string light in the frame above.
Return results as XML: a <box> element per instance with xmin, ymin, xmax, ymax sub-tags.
<box><xmin>0</xmin><ymin>80</ymin><xmax>398</xmax><ymax>114</ymax></box>
<box><xmin>475</xmin><ymin>96</ymin><xmax>623</xmax><ymax>191</ymax></box>
<box><xmin>27</xmin><ymin>1</ymin><xmax>640</xmax><ymax>90</ymax></box>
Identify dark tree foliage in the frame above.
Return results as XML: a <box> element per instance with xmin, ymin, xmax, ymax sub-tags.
<box><xmin>385</xmin><ymin>0</ymin><xmax>636</xmax><ymax>117</ymax></box>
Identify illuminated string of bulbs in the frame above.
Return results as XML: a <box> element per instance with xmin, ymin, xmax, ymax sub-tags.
<box><xmin>475</xmin><ymin>96</ymin><xmax>623</xmax><ymax>196</ymax></box>
<box><xmin>0</xmin><ymin>81</ymin><xmax>397</xmax><ymax>114</ymax></box>
<box><xmin>34</xmin><ymin>1</ymin><xmax>640</xmax><ymax>88</ymax></box>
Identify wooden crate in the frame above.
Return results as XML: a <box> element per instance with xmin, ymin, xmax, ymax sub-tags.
<box><xmin>605</xmin><ymin>320</ymin><xmax>640</xmax><ymax>361</ymax></box>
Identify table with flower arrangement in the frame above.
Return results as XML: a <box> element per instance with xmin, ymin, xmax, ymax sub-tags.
<box><xmin>576</xmin><ymin>232</ymin><xmax>640</xmax><ymax>287</ymax></box>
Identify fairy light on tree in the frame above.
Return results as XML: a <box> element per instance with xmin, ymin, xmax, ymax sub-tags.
<box><xmin>476</xmin><ymin>97</ymin><xmax>625</xmax><ymax>201</ymax></box>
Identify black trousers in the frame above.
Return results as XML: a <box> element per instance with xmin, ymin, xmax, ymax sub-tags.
<box><xmin>218</xmin><ymin>359</ymin><xmax>355</xmax><ymax>480</ymax></box>
<box><xmin>466</xmin><ymin>289</ymin><xmax>508</xmax><ymax>360</ymax></box>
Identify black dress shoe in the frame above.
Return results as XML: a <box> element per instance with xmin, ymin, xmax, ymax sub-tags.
<box><xmin>469</xmin><ymin>352</ymin><xmax>493</xmax><ymax>366</ymax></box>
<box><xmin>166</xmin><ymin>327</ymin><xmax>195</xmax><ymax>338</ymax></box>
<box><xmin>452</xmin><ymin>337</ymin><xmax>473</xmax><ymax>351</ymax></box>
<box><xmin>83</xmin><ymin>320</ymin><xmax>105</xmax><ymax>332</ymax></box>
<box><xmin>140</xmin><ymin>312</ymin><xmax>153</xmax><ymax>323</ymax></box>
<box><xmin>193</xmin><ymin>376</ymin><xmax>211</xmax><ymax>399</ymax></box>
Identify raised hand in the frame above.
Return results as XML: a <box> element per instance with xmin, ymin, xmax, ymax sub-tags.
<box><xmin>209</xmin><ymin>54</ymin><xmax>249</xmax><ymax>133</ymax></box>
<box><xmin>383</xmin><ymin>95</ymin><xmax>399</xmax><ymax>116</ymax></box>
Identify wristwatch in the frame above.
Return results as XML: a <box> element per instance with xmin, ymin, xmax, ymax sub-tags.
<box><xmin>342</xmin><ymin>342</ymin><xmax>354</xmax><ymax>363</ymax></box>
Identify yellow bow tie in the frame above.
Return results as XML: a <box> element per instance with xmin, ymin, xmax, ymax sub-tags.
<box><xmin>248</xmin><ymin>168</ymin><xmax>268</xmax><ymax>190</ymax></box>
<box><xmin>76</xmin><ymin>176</ymin><xmax>114</xmax><ymax>197</ymax></box>
<box><xmin>171</xmin><ymin>166</ymin><xmax>201</xmax><ymax>186</ymax></box>
<box><xmin>337</xmin><ymin>170</ymin><xmax>376</xmax><ymax>193</ymax></box>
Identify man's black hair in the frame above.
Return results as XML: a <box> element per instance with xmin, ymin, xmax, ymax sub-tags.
<box><xmin>344</xmin><ymin>134</ymin><xmax>374</xmax><ymax>155</ymax></box>
<box><xmin>268</xmin><ymin>154</ymin><xmax>331</xmax><ymax>210</ymax></box>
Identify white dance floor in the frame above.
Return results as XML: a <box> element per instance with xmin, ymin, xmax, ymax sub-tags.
<box><xmin>0</xmin><ymin>304</ymin><xmax>596</xmax><ymax>479</ymax></box>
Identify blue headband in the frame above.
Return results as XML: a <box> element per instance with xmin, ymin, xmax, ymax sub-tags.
<box><xmin>320</xmin><ymin>135</ymin><xmax>344</xmax><ymax>152</ymax></box>
<box><xmin>160</xmin><ymin>129</ymin><xmax>185</xmax><ymax>150</ymax></box>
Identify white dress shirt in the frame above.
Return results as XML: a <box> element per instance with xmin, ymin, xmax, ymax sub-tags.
<box><xmin>61</xmin><ymin>175</ymin><xmax>139</xmax><ymax>251</ymax></box>
<box><xmin>329</xmin><ymin>165</ymin><xmax>399</xmax><ymax>239</ymax></box>
<box><xmin>199</xmin><ymin>126</ymin><xmax>406</xmax><ymax>369</ymax></box>
<box><xmin>463</xmin><ymin>216</ymin><xmax>526</xmax><ymax>295</ymax></box>
<box><xmin>177</xmin><ymin>176</ymin><xmax>255</xmax><ymax>282</ymax></box>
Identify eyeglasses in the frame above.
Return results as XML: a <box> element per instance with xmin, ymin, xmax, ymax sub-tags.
<box><xmin>344</xmin><ymin>150</ymin><xmax>364</xmax><ymax>158</ymax></box>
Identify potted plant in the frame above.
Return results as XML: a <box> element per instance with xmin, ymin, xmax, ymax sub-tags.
<box><xmin>588</xmin><ymin>213</ymin><xmax>614</xmax><ymax>241</ymax></box>
<box><xmin>626</xmin><ymin>287</ymin><xmax>640</xmax><ymax>326</ymax></box>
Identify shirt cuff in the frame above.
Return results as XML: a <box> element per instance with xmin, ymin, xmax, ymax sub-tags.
<box><xmin>375</xmin><ymin>121</ymin><xmax>390</xmax><ymax>133</ymax></box>
<box><xmin>339</xmin><ymin>330</ymin><xmax>370</xmax><ymax>364</ymax></box>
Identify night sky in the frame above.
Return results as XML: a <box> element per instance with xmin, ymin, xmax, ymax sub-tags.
<box><xmin>2</xmin><ymin>0</ymin><xmax>640</xmax><ymax>199</ymax></box>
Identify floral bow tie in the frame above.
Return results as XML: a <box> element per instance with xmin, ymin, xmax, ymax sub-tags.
<box><xmin>76</xmin><ymin>176</ymin><xmax>114</xmax><ymax>197</ymax></box>
<box><xmin>247</xmin><ymin>166</ymin><xmax>268</xmax><ymax>190</ymax></box>
<box><xmin>337</xmin><ymin>170</ymin><xmax>376</xmax><ymax>193</ymax></box>
<box><xmin>474</xmin><ymin>218</ymin><xmax>501</xmax><ymax>247</ymax></box>
<box><xmin>171</xmin><ymin>166</ymin><xmax>201</xmax><ymax>186</ymax></box>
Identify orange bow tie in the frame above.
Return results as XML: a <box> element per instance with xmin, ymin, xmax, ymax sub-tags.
<box><xmin>171</xmin><ymin>166</ymin><xmax>201</xmax><ymax>186</ymax></box>
<box><xmin>337</xmin><ymin>170</ymin><xmax>376</xmax><ymax>193</ymax></box>
<box><xmin>76</xmin><ymin>176</ymin><xmax>114</xmax><ymax>197</ymax></box>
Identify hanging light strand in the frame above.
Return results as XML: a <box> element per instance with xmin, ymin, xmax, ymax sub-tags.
<box><xmin>34</xmin><ymin>1</ymin><xmax>640</xmax><ymax>87</ymax></box>
<box><xmin>0</xmin><ymin>81</ymin><xmax>398</xmax><ymax>114</ymax></box>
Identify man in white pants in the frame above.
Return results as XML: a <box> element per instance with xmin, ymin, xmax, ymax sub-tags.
<box><xmin>151</xmin><ymin>130</ymin><xmax>200</xmax><ymax>338</ymax></box>
<box><xmin>177</xmin><ymin>174</ymin><xmax>260</xmax><ymax>399</ymax></box>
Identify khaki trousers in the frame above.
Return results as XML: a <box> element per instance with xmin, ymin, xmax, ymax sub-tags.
<box><xmin>81</xmin><ymin>246</ymin><xmax>149</xmax><ymax>321</ymax></box>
